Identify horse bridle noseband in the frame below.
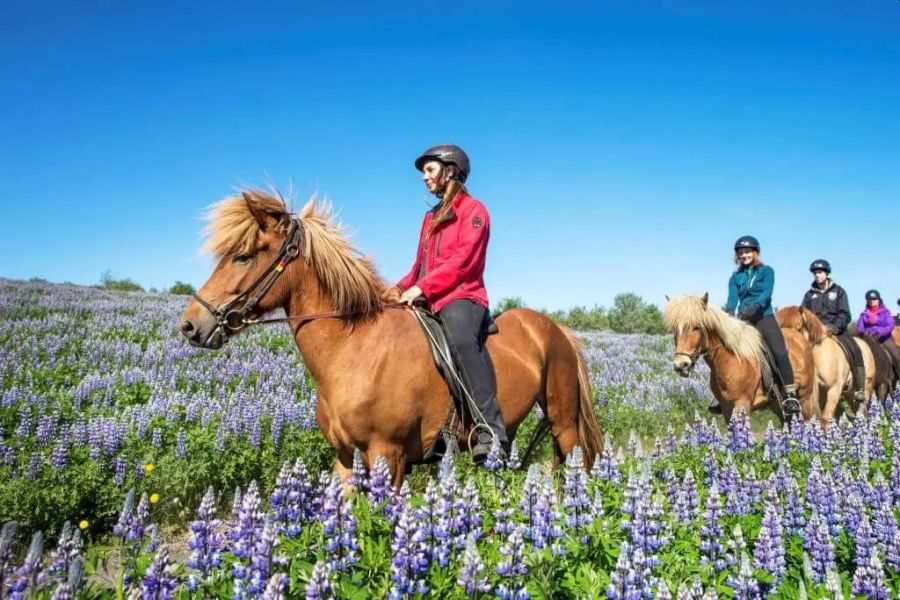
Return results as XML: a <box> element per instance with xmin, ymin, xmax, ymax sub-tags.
<box><xmin>674</xmin><ymin>330</ymin><xmax>720</xmax><ymax>373</ymax></box>
<box><xmin>192</xmin><ymin>220</ymin><xmax>303</xmax><ymax>344</ymax></box>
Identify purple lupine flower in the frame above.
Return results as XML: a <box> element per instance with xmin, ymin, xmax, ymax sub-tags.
<box><xmin>50</xmin><ymin>556</ymin><xmax>83</xmax><ymax>600</ymax></box>
<box><xmin>433</xmin><ymin>453</ymin><xmax>465</xmax><ymax>567</ymax></box>
<box><xmin>114</xmin><ymin>456</ymin><xmax>127</xmax><ymax>486</ymax></box>
<box><xmin>783</xmin><ymin>476</ymin><xmax>806</xmax><ymax>535</ymax></box>
<box><xmin>139</xmin><ymin>544</ymin><xmax>177</xmax><ymax>600</ymax></box>
<box><xmin>702</xmin><ymin>448</ymin><xmax>718</xmax><ymax>487</ymax></box>
<box><xmin>261</xmin><ymin>573</ymin><xmax>288</xmax><ymax>600</ymax></box>
<box><xmin>27</xmin><ymin>452</ymin><xmax>41</xmax><ymax>481</ymax></box>
<box><xmin>673</xmin><ymin>469</ymin><xmax>700</xmax><ymax>525</ymax></box>
<box><xmin>348</xmin><ymin>448</ymin><xmax>368</xmax><ymax>493</ymax></box>
<box><xmin>485</xmin><ymin>438</ymin><xmax>504</xmax><ymax>472</ymax></box>
<box><xmin>270</xmin><ymin>462</ymin><xmax>305</xmax><ymax>536</ymax></box>
<box><xmin>872</xmin><ymin>500</ymin><xmax>898</xmax><ymax>547</ymax></box>
<box><xmin>459</xmin><ymin>477</ymin><xmax>483</xmax><ymax>539</ymax></box>
<box><xmin>176</xmin><ymin>430</ymin><xmax>187</xmax><ymax>459</ymax></box>
<box><xmin>726</xmin><ymin>408</ymin><xmax>752</xmax><ymax>452</ymax></box>
<box><xmin>854</xmin><ymin>511</ymin><xmax>877</xmax><ymax>571</ymax></box>
<box><xmin>699</xmin><ymin>484</ymin><xmax>726</xmax><ymax>569</ymax></box>
<box><xmin>48</xmin><ymin>522</ymin><xmax>82</xmax><ymax>586</ymax></box>
<box><xmin>724</xmin><ymin>524</ymin><xmax>747</xmax><ymax>571</ymax></box>
<box><xmin>563</xmin><ymin>446</ymin><xmax>592</xmax><ymax>542</ymax></box>
<box><xmin>753</xmin><ymin>489</ymin><xmax>785</xmax><ymax>587</ymax></box>
<box><xmin>805</xmin><ymin>458</ymin><xmax>841</xmax><ymax>536</ymax></box>
<box><xmin>9</xmin><ymin>531</ymin><xmax>44</xmax><ymax>600</ymax></box>
<box><xmin>590</xmin><ymin>435</ymin><xmax>621</xmax><ymax>483</ymax></box>
<box><xmin>151</xmin><ymin>427</ymin><xmax>162</xmax><ymax>447</ymax></box>
<box><xmin>844</xmin><ymin>491</ymin><xmax>865</xmax><ymax>540</ymax></box>
<box><xmin>851</xmin><ymin>552</ymin><xmax>891</xmax><ymax>599</ymax></box>
<box><xmin>676</xmin><ymin>576</ymin><xmax>704</xmax><ymax>599</ymax></box>
<box><xmin>367</xmin><ymin>455</ymin><xmax>394</xmax><ymax>507</ymax></box>
<box><xmin>456</xmin><ymin>535</ymin><xmax>491</xmax><ymax>597</ymax></box>
<box><xmin>803</xmin><ymin>511</ymin><xmax>835</xmax><ymax>583</ymax></box>
<box><xmin>0</xmin><ymin>521</ymin><xmax>18</xmax><ymax>594</ymax></box>
<box><xmin>519</xmin><ymin>465</ymin><xmax>562</xmax><ymax>553</ymax></box>
<box><xmin>606</xmin><ymin>541</ymin><xmax>654</xmax><ymax>600</ymax></box>
<box><xmin>51</xmin><ymin>440</ymin><xmax>67</xmax><ymax>470</ymax></box>
<box><xmin>304</xmin><ymin>560</ymin><xmax>333</xmax><ymax>600</ymax></box>
<box><xmin>230</xmin><ymin>481</ymin><xmax>264</xmax><ymax>560</ymax></box>
<box><xmin>496</xmin><ymin>525</ymin><xmax>530</xmax><ymax>600</ymax></box>
<box><xmin>871</xmin><ymin>471</ymin><xmax>892</xmax><ymax>508</ymax></box>
<box><xmin>762</xmin><ymin>421</ymin><xmax>782</xmax><ymax>461</ymax></box>
<box><xmin>886</xmin><ymin>529</ymin><xmax>900</xmax><ymax>571</ymax></box>
<box><xmin>247</xmin><ymin>519</ymin><xmax>288</xmax><ymax>596</ymax></box>
<box><xmin>187</xmin><ymin>486</ymin><xmax>223</xmax><ymax>585</ymax></box>
<box><xmin>507</xmin><ymin>440</ymin><xmax>521</xmax><ymax>471</ymax></box>
<box><xmin>726</xmin><ymin>552</ymin><xmax>760</xmax><ymax>600</ymax></box>
<box><xmin>320</xmin><ymin>473</ymin><xmax>359</xmax><ymax>572</ymax></box>
<box><xmin>493</xmin><ymin>483</ymin><xmax>516</xmax><ymax>539</ymax></box>
<box><xmin>388</xmin><ymin>500</ymin><xmax>429</xmax><ymax>599</ymax></box>
<box><xmin>386</xmin><ymin>480</ymin><xmax>411</xmax><ymax>524</ymax></box>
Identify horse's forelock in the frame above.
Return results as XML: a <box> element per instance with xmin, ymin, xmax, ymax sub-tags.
<box><xmin>202</xmin><ymin>190</ymin><xmax>289</xmax><ymax>258</ymax></box>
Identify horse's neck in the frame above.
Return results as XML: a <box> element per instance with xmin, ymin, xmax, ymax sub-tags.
<box><xmin>282</xmin><ymin>286</ymin><xmax>367</xmax><ymax>389</ymax></box>
<box><xmin>704</xmin><ymin>329</ymin><xmax>756</xmax><ymax>377</ymax></box>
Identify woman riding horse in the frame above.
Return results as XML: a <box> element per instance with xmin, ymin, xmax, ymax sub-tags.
<box><xmin>724</xmin><ymin>236</ymin><xmax>800</xmax><ymax>417</ymax></box>
<box><xmin>857</xmin><ymin>290</ymin><xmax>900</xmax><ymax>385</ymax></box>
<box><xmin>384</xmin><ymin>144</ymin><xmax>507</xmax><ymax>463</ymax></box>
<box><xmin>801</xmin><ymin>259</ymin><xmax>866</xmax><ymax>402</ymax></box>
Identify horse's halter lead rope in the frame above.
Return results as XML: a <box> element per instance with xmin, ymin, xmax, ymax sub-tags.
<box><xmin>192</xmin><ymin>220</ymin><xmax>304</xmax><ymax>346</ymax></box>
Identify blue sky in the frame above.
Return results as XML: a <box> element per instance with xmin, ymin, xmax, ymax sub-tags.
<box><xmin>1</xmin><ymin>1</ymin><xmax>898</xmax><ymax>314</ymax></box>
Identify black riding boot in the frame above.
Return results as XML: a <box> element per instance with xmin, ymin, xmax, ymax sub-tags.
<box><xmin>854</xmin><ymin>367</ymin><xmax>867</xmax><ymax>402</ymax></box>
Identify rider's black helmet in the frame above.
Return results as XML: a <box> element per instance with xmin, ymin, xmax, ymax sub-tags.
<box><xmin>414</xmin><ymin>144</ymin><xmax>470</xmax><ymax>183</ymax></box>
<box><xmin>865</xmin><ymin>289</ymin><xmax>882</xmax><ymax>303</ymax></box>
<box><xmin>809</xmin><ymin>259</ymin><xmax>831</xmax><ymax>274</ymax></box>
<box><xmin>734</xmin><ymin>235</ymin><xmax>760</xmax><ymax>252</ymax></box>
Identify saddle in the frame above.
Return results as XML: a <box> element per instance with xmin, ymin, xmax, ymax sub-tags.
<box><xmin>408</xmin><ymin>307</ymin><xmax>499</xmax><ymax>469</ymax></box>
<box><xmin>831</xmin><ymin>334</ymin><xmax>864</xmax><ymax>392</ymax></box>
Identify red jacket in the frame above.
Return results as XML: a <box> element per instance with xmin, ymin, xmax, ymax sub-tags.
<box><xmin>397</xmin><ymin>191</ymin><xmax>490</xmax><ymax>313</ymax></box>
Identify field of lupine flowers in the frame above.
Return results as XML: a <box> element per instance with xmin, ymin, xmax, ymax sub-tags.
<box><xmin>2</xmin><ymin>278</ymin><xmax>900</xmax><ymax>599</ymax></box>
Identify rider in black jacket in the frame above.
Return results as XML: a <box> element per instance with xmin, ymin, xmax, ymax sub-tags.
<box><xmin>801</xmin><ymin>259</ymin><xmax>866</xmax><ymax>401</ymax></box>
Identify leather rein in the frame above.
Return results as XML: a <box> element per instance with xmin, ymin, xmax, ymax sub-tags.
<box><xmin>192</xmin><ymin>219</ymin><xmax>402</xmax><ymax>344</ymax></box>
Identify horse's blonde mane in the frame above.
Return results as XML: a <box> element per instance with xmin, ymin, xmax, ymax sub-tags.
<box><xmin>203</xmin><ymin>189</ymin><xmax>384</xmax><ymax>316</ymax></box>
<box><xmin>664</xmin><ymin>295</ymin><xmax>763</xmax><ymax>363</ymax></box>
<box><xmin>777</xmin><ymin>305</ymin><xmax>827</xmax><ymax>345</ymax></box>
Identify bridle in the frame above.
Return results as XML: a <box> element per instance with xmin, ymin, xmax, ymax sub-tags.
<box><xmin>192</xmin><ymin>220</ymin><xmax>304</xmax><ymax>345</ymax></box>
<box><xmin>674</xmin><ymin>328</ymin><xmax>720</xmax><ymax>373</ymax></box>
<box><xmin>191</xmin><ymin>219</ymin><xmax>404</xmax><ymax>347</ymax></box>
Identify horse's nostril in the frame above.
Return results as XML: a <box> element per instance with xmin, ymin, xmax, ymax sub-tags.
<box><xmin>180</xmin><ymin>320</ymin><xmax>195</xmax><ymax>335</ymax></box>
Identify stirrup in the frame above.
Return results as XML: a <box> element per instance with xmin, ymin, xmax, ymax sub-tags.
<box><xmin>781</xmin><ymin>396</ymin><xmax>801</xmax><ymax>417</ymax></box>
<box><xmin>854</xmin><ymin>390</ymin><xmax>867</xmax><ymax>402</ymax></box>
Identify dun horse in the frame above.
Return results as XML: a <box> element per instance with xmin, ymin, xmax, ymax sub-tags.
<box><xmin>776</xmin><ymin>306</ymin><xmax>875</xmax><ymax>422</ymax></box>
<box><xmin>664</xmin><ymin>294</ymin><xmax>818</xmax><ymax>423</ymax></box>
<box><xmin>179</xmin><ymin>190</ymin><xmax>603</xmax><ymax>485</ymax></box>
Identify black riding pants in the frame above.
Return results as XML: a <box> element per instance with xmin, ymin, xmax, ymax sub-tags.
<box><xmin>439</xmin><ymin>299</ymin><xmax>508</xmax><ymax>444</ymax></box>
<box><xmin>753</xmin><ymin>315</ymin><xmax>794</xmax><ymax>387</ymax></box>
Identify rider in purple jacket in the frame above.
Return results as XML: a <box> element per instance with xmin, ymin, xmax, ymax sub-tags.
<box><xmin>857</xmin><ymin>289</ymin><xmax>900</xmax><ymax>383</ymax></box>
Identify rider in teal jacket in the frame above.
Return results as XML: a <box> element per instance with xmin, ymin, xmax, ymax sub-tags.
<box><xmin>725</xmin><ymin>263</ymin><xmax>775</xmax><ymax>321</ymax></box>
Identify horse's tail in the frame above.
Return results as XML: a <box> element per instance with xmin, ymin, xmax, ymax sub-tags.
<box><xmin>560</xmin><ymin>327</ymin><xmax>604</xmax><ymax>467</ymax></box>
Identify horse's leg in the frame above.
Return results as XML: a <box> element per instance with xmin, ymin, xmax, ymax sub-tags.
<box><xmin>541</xmin><ymin>360</ymin><xmax>581</xmax><ymax>465</ymax></box>
<box><xmin>367</xmin><ymin>442</ymin><xmax>407</xmax><ymax>489</ymax></box>
<box><xmin>821</xmin><ymin>383</ymin><xmax>840</xmax><ymax>427</ymax></box>
<box><xmin>332</xmin><ymin>448</ymin><xmax>354</xmax><ymax>483</ymax></box>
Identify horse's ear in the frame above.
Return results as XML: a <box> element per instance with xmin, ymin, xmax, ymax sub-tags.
<box><xmin>243</xmin><ymin>192</ymin><xmax>271</xmax><ymax>231</ymax></box>
<box><xmin>701</xmin><ymin>292</ymin><xmax>709</xmax><ymax>306</ymax></box>
<box><xmin>665</xmin><ymin>295</ymin><xmax>671</xmax><ymax>302</ymax></box>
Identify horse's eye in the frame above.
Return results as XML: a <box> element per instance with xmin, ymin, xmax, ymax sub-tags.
<box><xmin>232</xmin><ymin>254</ymin><xmax>252</xmax><ymax>264</ymax></box>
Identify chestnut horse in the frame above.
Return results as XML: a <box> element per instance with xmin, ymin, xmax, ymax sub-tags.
<box><xmin>179</xmin><ymin>190</ymin><xmax>602</xmax><ymax>486</ymax></box>
<box><xmin>776</xmin><ymin>306</ymin><xmax>875</xmax><ymax>421</ymax></box>
<box><xmin>663</xmin><ymin>294</ymin><xmax>818</xmax><ymax>424</ymax></box>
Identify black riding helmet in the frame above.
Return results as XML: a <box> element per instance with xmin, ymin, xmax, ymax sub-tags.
<box><xmin>809</xmin><ymin>259</ymin><xmax>831</xmax><ymax>274</ymax></box>
<box><xmin>414</xmin><ymin>144</ymin><xmax>470</xmax><ymax>183</ymax></box>
<box><xmin>734</xmin><ymin>235</ymin><xmax>760</xmax><ymax>252</ymax></box>
<box><xmin>866</xmin><ymin>289</ymin><xmax>882</xmax><ymax>303</ymax></box>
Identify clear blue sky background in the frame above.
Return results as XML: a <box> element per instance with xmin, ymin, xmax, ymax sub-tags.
<box><xmin>2</xmin><ymin>1</ymin><xmax>898</xmax><ymax>314</ymax></box>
